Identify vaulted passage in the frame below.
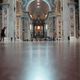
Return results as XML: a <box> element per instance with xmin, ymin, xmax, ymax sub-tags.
<box><xmin>0</xmin><ymin>0</ymin><xmax>80</xmax><ymax>80</ymax></box>
<box><xmin>28</xmin><ymin>0</ymin><xmax>49</xmax><ymax>39</ymax></box>
<box><xmin>0</xmin><ymin>0</ymin><xmax>80</xmax><ymax>41</ymax></box>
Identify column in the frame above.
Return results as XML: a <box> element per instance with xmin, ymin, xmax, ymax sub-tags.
<box><xmin>2</xmin><ymin>4</ymin><xmax>9</xmax><ymax>41</ymax></box>
<box><xmin>8</xmin><ymin>0</ymin><xmax>16</xmax><ymax>41</ymax></box>
<box><xmin>2</xmin><ymin>0</ymin><xmax>16</xmax><ymax>41</ymax></box>
<box><xmin>16</xmin><ymin>0</ymin><xmax>23</xmax><ymax>41</ymax></box>
<box><xmin>69</xmin><ymin>2</ymin><xmax>76</xmax><ymax>40</ymax></box>
<box><xmin>22</xmin><ymin>13</ymin><xmax>31</xmax><ymax>41</ymax></box>
<box><xmin>46</xmin><ymin>14</ymin><xmax>53</xmax><ymax>38</ymax></box>
<box><xmin>63</xmin><ymin>0</ymin><xmax>70</xmax><ymax>41</ymax></box>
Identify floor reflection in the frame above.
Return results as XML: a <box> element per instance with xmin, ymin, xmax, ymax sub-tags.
<box><xmin>0</xmin><ymin>41</ymin><xmax>80</xmax><ymax>80</ymax></box>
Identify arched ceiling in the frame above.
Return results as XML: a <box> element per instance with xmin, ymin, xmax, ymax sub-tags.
<box><xmin>22</xmin><ymin>0</ymin><xmax>55</xmax><ymax>20</ymax></box>
<box><xmin>28</xmin><ymin>0</ymin><xmax>49</xmax><ymax>20</ymax></box>
<box><xmin>22</xmin><ymin>0</ymin><xmax>55</xmax><ymax>10</ymax></box>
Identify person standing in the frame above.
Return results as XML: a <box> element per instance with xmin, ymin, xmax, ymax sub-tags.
<box><xmin>68</xmin><ymin>36</ymin><xmax>70</xmax><ymax>41</ymax></box>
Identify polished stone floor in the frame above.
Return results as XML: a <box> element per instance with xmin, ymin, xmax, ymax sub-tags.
<box><xmin>0</xmin><ymin>41</ymin><xmax>80</xmax><ymax>80</ymax></box>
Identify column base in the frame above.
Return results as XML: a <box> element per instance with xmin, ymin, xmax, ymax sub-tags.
<box><xmin>4</xmin><ymin>37</ymin><xmax>10</xmax><ymax>43</ymax></box>
<box><xmin>15</xmin><ymin>39</ymin><xmax>22</xmax><ymax>42</ymax></box>
<box><xmin>70</xmin><ymin>37</ymin><xmax>77</xmax><ymax>42</ymax></box>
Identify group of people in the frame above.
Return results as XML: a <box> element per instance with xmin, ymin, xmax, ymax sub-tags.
<box><xmin>0</xmin><ymin>27</ymin><xmax>6</xmax><ymax>42</ymax></box>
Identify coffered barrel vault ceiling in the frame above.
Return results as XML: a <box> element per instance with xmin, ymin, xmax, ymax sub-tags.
<box><xmin>22</xmin><ymin>0</ymin><xmax>55</xmax><ymax>20</ymax></box>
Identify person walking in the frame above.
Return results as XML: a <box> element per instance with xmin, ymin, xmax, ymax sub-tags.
<box><xmin>0</xmin><ymin>27</ymin><xmax>6</xmax><ymax>42</ymax></box>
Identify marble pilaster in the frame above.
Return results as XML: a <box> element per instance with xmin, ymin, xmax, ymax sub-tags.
<box><xmin>2</xmin><ymin>0</ymin><xmax>16</xmax><ymax>41</ymax></box>
<box><xmin>63</xmin><ymin>0</ymin><xmax>71</xmax><ymax>41</ymax></box>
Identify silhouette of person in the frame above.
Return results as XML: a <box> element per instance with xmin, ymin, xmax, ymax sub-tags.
<box><xmin>11</xmin><ymin>37</ymin><xmax>13</xmax><ymax>42</ymax></box>
<box><xmin>0</xmin><ymin>27</ymin><xmax>6</xmax><ymax>41</ymax></box>
<box><xmin>68</xmin><ymin>36</ymin><xmax>70</xmax><ymax>41</ymax></box>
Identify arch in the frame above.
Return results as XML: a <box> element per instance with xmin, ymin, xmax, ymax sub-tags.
<box><xmin>26</xmin><ymin>0</ymin><xmax>51</xmax><ymax>11</ymax></box>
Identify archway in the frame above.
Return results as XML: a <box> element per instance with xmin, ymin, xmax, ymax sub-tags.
<box><xmin>27</xmin><ymin>0</ymin><xmax>50</xmax><ymax>39</ymax></box>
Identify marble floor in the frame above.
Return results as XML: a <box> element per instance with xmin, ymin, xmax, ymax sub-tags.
<box><xmin>0</xmin><ymin>41</ymin><xmax>80</xmax><ymax>80</ymax></box>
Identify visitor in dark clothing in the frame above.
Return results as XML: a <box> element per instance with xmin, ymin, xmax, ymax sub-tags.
<box><xmin>0</xmin><ymin>27</ymin><xmax>6</xmax><ymax>41</ymax></box>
